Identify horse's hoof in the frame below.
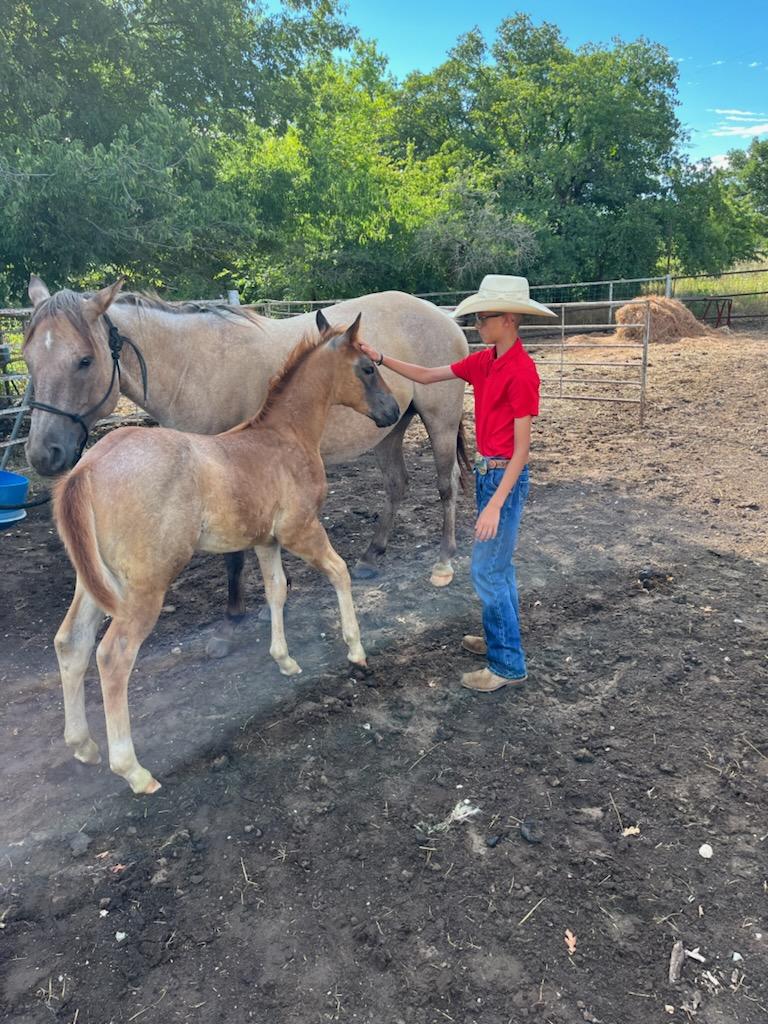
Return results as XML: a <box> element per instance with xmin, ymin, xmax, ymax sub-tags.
<box><xmin>206</xmin><ymin>635</ymin><xmax>233</xmax><ymax>659</ymax></box>
<box><xmin>278</xmin><ymin>657</ymin><xmax>302</xmax><ymax>676</ymax></box>
<box><xmin>351</xmin><ymin>561</ymin><xmax>379</xmax><ymax>581</ymax></box>
<box><xmin>430</xmin><ymin>562</ymin><xmax>454</xmax><ymax>587</ymax></box>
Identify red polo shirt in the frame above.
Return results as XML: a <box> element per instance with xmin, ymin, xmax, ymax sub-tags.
<box><xmin>450</xmin><ymin>339</ymin><xmax>540</xmax><ymax>458</ymax></box>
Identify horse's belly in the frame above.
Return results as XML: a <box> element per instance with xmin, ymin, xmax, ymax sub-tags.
<box><xmin>319</xmin><ymin>390</ymin><xmax>410</xmax><ymax>464</ymax></box>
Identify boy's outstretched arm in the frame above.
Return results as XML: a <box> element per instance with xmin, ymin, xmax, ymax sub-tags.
<box><xmin>356</xmin><ymin>340</ymin><xmax>456</xmax><ymax>385</ymax></box>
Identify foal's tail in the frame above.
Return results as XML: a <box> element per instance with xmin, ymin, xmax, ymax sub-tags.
<box><xmin>53</xmin><ymin>469</ymin><xmax>119</xmax><ymax>616</ymax></box>
<box><xmin>456</xmin><ymin>417</ymin><xmax>473</xmax><ymax>493</ymax></box>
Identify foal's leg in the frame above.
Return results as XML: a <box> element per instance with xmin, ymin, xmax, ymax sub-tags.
<box><xmin>95</xmin><ymin>596</ymin><xmax>164</xmax><ymax>794</ymax></box>
<box><xmin>55</xmin><ymin>579</ymin><xmax>105</xmax><ymax>766</ymax></box>
<box><xmin>254</xmin><ymin>541</ymin><xmax>301</xmax><ymax>676</ymax></box>
<box><xmin>352</xmin><ymin>406</ymin><xmax>415</xmax><ymax>580</ymax></box>
<box><xmin>285</xmin><ymin>520</ymin><xmax>367</xmax><ymax>666</ymax></box>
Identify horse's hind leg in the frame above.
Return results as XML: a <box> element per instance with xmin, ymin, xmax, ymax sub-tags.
<box><xmin>420</xmin><ymin>409</ymin><xmax>461</xmax><ymax>587</ymax></box>
<box><xmin>55</xmin><ymin>579</ymin><xmax>105</xmax><ymax>766</ymax></box>
<box><xmin>254</xmin><ymin>541</ymin><xmax>301</xmax><ymax>676</ymax></box>
<box><xmin>285</xmin><ymin>520</ymin><xmax>367</xmax><ymax>667</ymax></box>
<box><xmin>96</xmin><ymin>596</ymin><xmax>164</xmax><ymax>794</ymax></box>
<box><xmin>206</xmin><ymin>550</ymin><xmax>248</xmax><ymax>659</ymax></box>
<box><xmin>352</xmin><ymin>404</ymin><xmax>415</xmax><ymax>580</ymax></box>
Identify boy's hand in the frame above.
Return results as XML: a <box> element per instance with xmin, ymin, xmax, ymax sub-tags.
<box><xmin>357</xmin><ymin>340</ymin><xmax>381</xmax><ymax>363</ymax></box>
<box><xmin>475</xmin><ymin>503</ymin><xmax>501</xmax><ymax>541</ymax></box>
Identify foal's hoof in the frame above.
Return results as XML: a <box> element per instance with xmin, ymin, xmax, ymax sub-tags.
<box><xmin>73</xmin><ymin>739</ymin><xmax>101</xmax><ymax>766</ymax></box>
<box><xmin>206</xmin><ymin>634</ymin><xmax>234</xmax><ymax>659</ymax></box>
<box><xmin>430</xmin><ymin>562</ymin><xmax>454</xmax><ymax>587</ymax></box>
<box><xmin>351</xmin><ymin>560</ymin><xmax>379</xmax><ymax>581</ymax></box>
<box><xmin>125</xmin><ymin>767</ymin><xmax>162</xmax><ymax>795</ymax></box>
<box><xmin>278</xmin><ymin>657</ymin><xmax>302</xmax><ymax>676</ymax></box>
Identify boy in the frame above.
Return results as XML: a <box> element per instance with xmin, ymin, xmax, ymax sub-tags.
<box><xmin>356</xmin><ymin>275</ymin><xmax>555</xmax><ymax>692</ymax></box>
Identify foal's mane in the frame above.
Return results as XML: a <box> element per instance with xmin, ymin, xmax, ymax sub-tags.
<box><xmin>229</xmin><ymin>324</ymin><xmax>345</xmax><ymax>432</ymax></box>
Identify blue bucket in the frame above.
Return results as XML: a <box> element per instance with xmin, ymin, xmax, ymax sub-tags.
<box><xmin>0</xmin><ymin>469</ymin><xmax>30</xmax><ymax>526</ymax></box>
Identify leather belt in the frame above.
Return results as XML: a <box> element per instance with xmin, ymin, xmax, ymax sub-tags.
<box><xmin>474</xmin><ymin>455</ymin><xmax>510</xmax><ymax>475</ymax></box>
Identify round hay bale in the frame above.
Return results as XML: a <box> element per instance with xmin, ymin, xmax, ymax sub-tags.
<box><xmin>615</xmin><ymin>297</ymin><xmax>717</xmax><ymax>344</ymax></box>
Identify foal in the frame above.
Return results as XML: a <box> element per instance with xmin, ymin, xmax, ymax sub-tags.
<box><xmin>53</xmin><ymin>312</ymin><xmax>399</xmax><ymax>794</ymax></box>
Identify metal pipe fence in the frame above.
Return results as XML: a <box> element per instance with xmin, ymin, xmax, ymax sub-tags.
<box><xmin>3</xmin><ymin>266</ymin><xmax>766</xmax><ymax>467</ymax></box>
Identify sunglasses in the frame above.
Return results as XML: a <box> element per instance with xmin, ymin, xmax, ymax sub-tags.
<box><xmin>474</xmin><ymin>312</ymin><xmax>506</xmax><ymax>326</ymax></box>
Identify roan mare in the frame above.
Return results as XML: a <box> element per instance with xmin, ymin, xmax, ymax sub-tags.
<box><xmin>23</xmin><ymin>279</ymin><xmax>470</xmax><ymax>646</ymax></box>
<box><xmin>53</xmin><ymin>311</ymin><xmax>400</xmax><ymax>794</ymax></box>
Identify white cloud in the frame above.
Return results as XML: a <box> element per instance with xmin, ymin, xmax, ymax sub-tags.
<box><xmin>711</xmin><ymin>60</ymin><xmax>726</xmax><ymax>66</ymax></box>
<box><xmin>749</xmin><ymin>61</ymin><xmax>761</xmax><ymax>68</ymax></box>
<box><xmin>710</xmin><ymin>122</ymin><xmax>768</xmax><ymax>137</ymax></box>
<box><xmin>709</xmin><ymin>154</ymin><xmax>731</xmax><ymax>169</ymax></box>
<box><xmin>711</xmin><ymin>108</ymin><xmax>765</xmax><ymax>117</ymax></box>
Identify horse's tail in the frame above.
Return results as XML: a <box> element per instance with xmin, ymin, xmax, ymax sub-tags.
<box><xmin>53</xmin><ymin>469</ymin><xmax>119</xmax><ymax>616</ymax></box>
<box><xmin>456</xmin><ymin>417</ymin><xmax>473</xmax><ymax>493</ymax></box>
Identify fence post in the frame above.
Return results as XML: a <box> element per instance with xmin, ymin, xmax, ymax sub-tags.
<box><xmin>227</xmin><ymin>289</ymin><xmax>241</xmax><ymax>306</ymax></box>
<box><xmin>664</xmin><ymin>274</ymin><xmax>672</xmax><ymax>299</ymax></box>
<box><xmin>608</xmin><ymin>281</ymin><xmax>614</xmax><ymax>324</ymax></box>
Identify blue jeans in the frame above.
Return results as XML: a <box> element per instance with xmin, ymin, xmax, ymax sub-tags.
<box><xmin>470</xmin><ymin>465</ymin><xmax>529</xmax><ymax>679</ymax></box>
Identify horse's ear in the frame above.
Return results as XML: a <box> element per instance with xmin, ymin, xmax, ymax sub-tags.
<box><xmin>28</xmin><ymin>275</ymin><xmax>50</xmax><ymax>307</ymax></box>
<box><xmin>83</xmin><ymin>278</ymin><xmax>125</xmax><ymax>323</ymax></box>
<box><xmin>316</xmin><ymin>309</ymin><xmax>331</xmax><ymax>336</ymax></box>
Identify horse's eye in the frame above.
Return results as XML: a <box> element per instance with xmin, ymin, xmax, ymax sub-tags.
<box><xmin>363</xmin><ymin>364</ymin><xmax>375</xmax><ymax>376</ymax></box>
<box><xmin>79</xmin><ymin>356</ymin><xmax>93</xmax><ymax>369</ymax></box>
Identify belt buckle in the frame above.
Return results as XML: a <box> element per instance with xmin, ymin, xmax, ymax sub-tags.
<box><xmin>474</xmin><ymin>454</ymin><xmax>488</xmax><ymax>476</ymax></box>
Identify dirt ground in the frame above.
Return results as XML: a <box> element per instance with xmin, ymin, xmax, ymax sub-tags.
<box><xmin>1</xmin><ymin>331</ymin><xmax>767</xmax><ymax>1024</ymax></box>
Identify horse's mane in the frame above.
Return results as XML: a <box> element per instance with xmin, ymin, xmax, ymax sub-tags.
<box><xmin>114</xmin><ymin>291</ymin><xmax>265</xmax><ymax>325</ymax></box>
<box><xmin>229</xmin><ymin>325</ymin><xmax>345</xmax><ymax>432</ymax></box>
<box><xmin>25</xmin><ymin>289</ymin><xmax>98</xmax><ymax>348</ymax></box>
<box><xmin>25</xmin><ymin>288</ymin><xmax>265</xmax><ymax>347</ymax></box>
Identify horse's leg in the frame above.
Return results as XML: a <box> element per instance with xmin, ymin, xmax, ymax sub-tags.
<box><xmin>419</xmin><ymin>410</ymin><xmax>462</xmax><ymax>587</ymax></box>
<box><xmin>254</xmin><ymin>541</ymin><xmax>301</xmax><ymax>676</ymax></box>
<box><xmin>205</xmin><ymin>550</ymin><xmax>248</xmax><ymax>659</ymax></box>
<box><xmin>95</xmin><ymin>596</ymin><xmax>164</xmax><ymax>794</ymax></box>
<box><xmin>55</xmin><ymin>579</ymin><xmax>105</xmax><ymax>766</ymax></box>
<box><xmin>352</xmin><ymin>404</ymin><xmax>415</xmax><ymax>580</ymax></box>
<box><xmin>285</xmin><ymin>519</ymin><xmax>367</xmax><ymax>667</ymax></box>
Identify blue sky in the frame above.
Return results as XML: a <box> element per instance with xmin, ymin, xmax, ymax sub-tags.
<box><xmin>339</xmin><ymin>0</ymin><xmax>768</xmax><ymax>165</ymax></box>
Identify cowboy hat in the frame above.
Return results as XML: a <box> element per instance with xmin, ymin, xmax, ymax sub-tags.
<box><xmin>451</xmin><ymin>275</ymin><xmax>557</xmax><ymax>319</ymax></box>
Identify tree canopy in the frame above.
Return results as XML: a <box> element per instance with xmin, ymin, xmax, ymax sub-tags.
<box><xmin>0</xmin><ymin>4</ymin><xmax>763</xmax><ymax>304</ymax></box>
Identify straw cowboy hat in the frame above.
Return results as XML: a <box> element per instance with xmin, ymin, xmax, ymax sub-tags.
<box><xmin>451</xmin><ymin>275</ymin><xmax>557</xmax><ymax>319</ymax></box>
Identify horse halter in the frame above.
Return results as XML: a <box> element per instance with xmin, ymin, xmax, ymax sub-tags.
<box><xmin>28</xmin><ymin>313</ymin><xmax>148</xmax><ymax>461</ymax></box>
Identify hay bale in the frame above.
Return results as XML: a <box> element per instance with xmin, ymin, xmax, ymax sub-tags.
<box><xmin>615</xmin><ymin>296</ymin><xmax>716</xmax><ymax>344</ymax></box>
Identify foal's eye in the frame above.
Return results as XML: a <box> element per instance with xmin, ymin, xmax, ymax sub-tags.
<box><xmin>363</xmin><ymin>364</ymin><xmax>375</xmax><ymax>376</ymax></box>
<box><xmin>78</xmin><ymin>356</ymin><xmax>93</xmax><ymax>369</ymax></box>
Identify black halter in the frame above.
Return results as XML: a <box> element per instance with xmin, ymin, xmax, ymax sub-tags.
<box><xmin>0</xmin><ymin>314</ymin><xmax>148</xmax><ymax>511</ymax></box>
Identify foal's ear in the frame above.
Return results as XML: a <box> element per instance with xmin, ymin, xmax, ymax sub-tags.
<box><xmin>83</xmin><ymin>278</ymin><xmax>125</xmax><ymax>323</ymax></box>
<box><xmin>28</xmin><ymin>275</ymin><xmax>51</xmax><ymax>307</ymax></box>
<box><xmin>343</xmin><ymin>312</ymin><xmax>362</xmax><ymax>346</ymax></box>
<box><xmin>316</xmin><ymin>309</ymin><xmax>332</xmax><ymax>336</ymax></box>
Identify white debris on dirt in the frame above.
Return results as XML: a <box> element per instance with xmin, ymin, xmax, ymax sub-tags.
<box><xmin>417</xmin><ymin>799</ymin><xmax>481</xmax><ymax>835</ymax></box>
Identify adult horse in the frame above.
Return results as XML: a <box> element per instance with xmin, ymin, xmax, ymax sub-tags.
<box><xmin>54</xmin><ymin>312</ymin><xmax>399</xmax><ymax>793</ymax></box>
<box><xmin>23</xmin><ymin>279</ymin><xmax>469</xmax><ymax>625</ymax></box>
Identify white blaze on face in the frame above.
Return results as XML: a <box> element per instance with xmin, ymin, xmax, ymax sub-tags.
<box><xmin>44</xmin><ymin>329</ymin><xmax>54</xmax><ymax>351</ymax></box>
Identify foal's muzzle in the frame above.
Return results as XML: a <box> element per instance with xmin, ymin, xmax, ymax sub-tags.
<box><xmin>370</xmin><ymin>394</ymin><xmax>400</xmax><ymax>427</ymax></box>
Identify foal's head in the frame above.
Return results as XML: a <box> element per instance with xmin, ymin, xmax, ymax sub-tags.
<box><xmin>23</xmin><ymin>276</ymin><xmax>125</xmax><ymax>475</ymax></box>
<box><xmin>316</xmin><ymin>310</ymin><xmax>400</xmax><ymax>427</ymax></box>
